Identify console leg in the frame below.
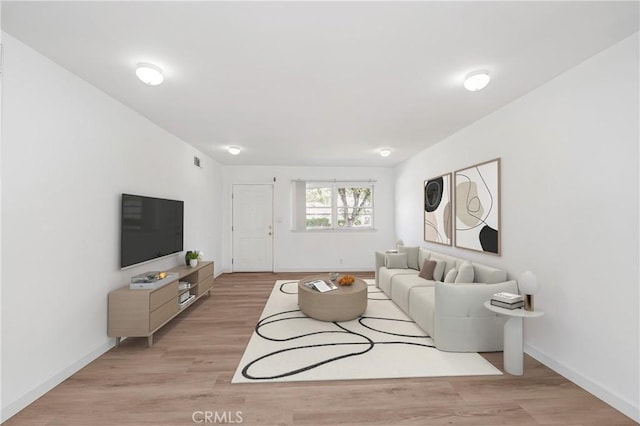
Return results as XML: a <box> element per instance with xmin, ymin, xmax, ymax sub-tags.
<box><xmin>147</xmin><ymin>334</ymin><xmax>154</xmax><ymax>347</ymax></box>
<box><xmin>114</xmin><ymin>337</ymin><xmax>120</xmax><ymax>348</ymax></box>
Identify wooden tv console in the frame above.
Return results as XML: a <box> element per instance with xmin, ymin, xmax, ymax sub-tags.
<box><xmin>108</xmin><ymin>261</ymin><xmax>214</xmax><ymax>347</ymax></box>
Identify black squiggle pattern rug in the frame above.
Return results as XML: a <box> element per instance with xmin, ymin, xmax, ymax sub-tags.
<box><xmin>232</xmin><ymin>280</ymin><xmax>502</xmax><ymax>382</ymax></box>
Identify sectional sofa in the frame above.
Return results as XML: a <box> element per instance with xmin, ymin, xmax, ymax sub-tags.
<box><xmin>375</xmin><ymin>246</ymin><xmax>518</xmax><ymax>352</ymax></box>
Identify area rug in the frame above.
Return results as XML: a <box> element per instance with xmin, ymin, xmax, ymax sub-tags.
<box><xmin>231</xmin><ymin>280</ymin><xmax>502</xmax><ymax>383</ymax></box>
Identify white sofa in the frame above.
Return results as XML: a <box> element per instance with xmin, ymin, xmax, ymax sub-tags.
<box><xmin>375</xmin><ymin>246</ymin><xmax>518</xmax><ymax>352</ymax></box>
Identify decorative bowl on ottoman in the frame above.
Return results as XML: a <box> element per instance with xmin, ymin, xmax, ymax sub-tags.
<box><xmin>338</xmin><ymin>275</ymin><xmax>355</xmax><ymax>286</ymax></box>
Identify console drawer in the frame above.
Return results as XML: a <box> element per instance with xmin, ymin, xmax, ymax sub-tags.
<box><xmin>198</xmin><ymin>263</ymin><xmax>214</xmax><ymax>280</ymax></box>
<box><xmin>197</xmin><ymin>275</ymin><xmax>214</xmax><ymax>296</ymax></box>
<box><xmin>150</xmin><ymin>298</ymin><xmax>178</xmax><ymax>331</ymax></box>
<box><xmin>150</xmin><ymin>280</ymin><xmax>178</xmax><ymax>311</ymax></box>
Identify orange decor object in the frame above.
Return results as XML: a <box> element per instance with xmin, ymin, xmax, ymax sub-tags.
<box><xmin>338</xmin><ymin>275</ymin><xmax>355</xmax><ymax>286</ymax></box>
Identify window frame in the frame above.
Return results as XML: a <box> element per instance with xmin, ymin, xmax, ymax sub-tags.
<box><xmin>303</xmin><ymin>182</ymin><xmax>375</xmax><ymax>231</ymax></box>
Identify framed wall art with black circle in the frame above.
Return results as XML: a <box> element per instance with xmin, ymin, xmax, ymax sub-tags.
<box><xmin>424</xmin><ymin>173</ymin><xmax>452</xmax><ymax>246</ymax></box>
<box><xmin>454</xmin><ymin>158</ymin><xmax>501</xmax><ymax>255</ymax></box>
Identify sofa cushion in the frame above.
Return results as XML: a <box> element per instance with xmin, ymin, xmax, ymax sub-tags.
<box><xmin>378</xmin><ymin>267</ymin><xmax>418</xmax><ymax>297</ymax></box>
<box><xmin>433</xmin><ymin>260</ymin><xmax>446</xmax><ymax>281</ymax></box>
<box><xmin>455</xmin><ymin>262</ymin><xmax>475</xmax><ymax>283</ymax></box>
<box><xmin>444</xmin><ymin>268</ymin><xmax>458</xmax><ymax>283</ymax></box>
<box><xmin>431</xmin><ymin>253</ymin><xmax>459</xmax><ymax>277</ymax></box>
<box><xmin>418</xmin><ymin>259</ymin><xmax>437</xmax><ymax>280</ymax></box>
<box><xmin>408</xmin><ymin>286</ymin><xmax>436</xmax><ymax>337</ymax></box>
<box><xmin>433</xmin><ymin>280</ymin><xmax>518</xmax><ymax>352</ymax></box>
<box><xmin>418</xmin><ymin>248</ymin><xmax>431</xmax><ymax>268</ymax></box>
<box><xmin>471</xmin><ymin>263</ymin><xmax>507</xmax><ymax>284</ymax></box>
<box><xmin>391</xmin><ymin>275</ymin><xmax>434</xmax><ymax>313</ymax></box>
<box><xmin>398</xmin><ymin>246</ymin><xmax>420</xmax><ymax>270</ymax></box>
<box><xmin>385</xmin><ymin>253</ymin><xmax>408</xmax><ymax>269</ymax></box>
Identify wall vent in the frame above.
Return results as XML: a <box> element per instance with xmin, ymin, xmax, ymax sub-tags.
<box><xmin>193</xmin><ymin>156</ymin><xmax>201</xmax><ymax>168</ymax></box>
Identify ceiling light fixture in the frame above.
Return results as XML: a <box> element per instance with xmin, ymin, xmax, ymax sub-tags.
<box><xmin>228</xmin><ymin>146</ymin><xmax>241</xmax><ymax>155</ymax></box>
<box><xmin>136</xmin><ymin>63</ymin><xmax>164</xmax><ymax>86</ymax></box>
<box><xmin>464</xmin><ymin>70</ymin><xmax>490</xmax><ymax>92</ymax></box>
<box><xmin>379</xmin><ymin>148</ymin><xmax>392</xmax><ymax>158</ymax></box>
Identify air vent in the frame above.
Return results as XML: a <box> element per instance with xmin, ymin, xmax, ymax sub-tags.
<box><xmin>193</xmin><ymin>156</ymin><xmax>201</xmax><ymax>168</ymax></box>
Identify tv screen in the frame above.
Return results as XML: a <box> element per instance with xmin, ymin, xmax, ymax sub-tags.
<box><xmin>120</xmin><ymin>193</ymin><xmax>184</xmax><ymax>268</ymax></box>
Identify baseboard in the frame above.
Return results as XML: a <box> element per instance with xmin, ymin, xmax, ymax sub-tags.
<box><xmin>274</xmin><ymin>268</ymin><xmax>373</xmax><ymax>273</ymax></box>
<box><xmin>215</xmin><ymin>268</ymin><xmax>373</xmax><ymax>274</ymax></box>
<box><xmin>524</xmin><ymin>343</ymin><xmax>639</xmax><ymax>423</ymax></box>
<box><xmin>0</xmin><ymin>340</ymin><xmax>114</xmax><ymax>423</ymax></box>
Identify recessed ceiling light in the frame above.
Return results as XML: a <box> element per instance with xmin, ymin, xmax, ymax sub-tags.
<box><xmin>379</xmin><ymin>148</ymin><xmax>392</xmax><ymax>158</ymax></box>
<box><xmin>136</xmin><ymin>63</ymin><xmax>164</xmax><ymax>86</ymax></box>
<box><xmin>464</xmin><ymin>70</ymin><xmax>490</xmax><ymax>92</ymax></box>
<box><xmin>228</xmin><ymin>146</ymin><xmax>241</xmax><ymax>155</ymax></box>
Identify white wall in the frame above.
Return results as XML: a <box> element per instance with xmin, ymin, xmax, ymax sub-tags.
<box><xmin>0</xmin><ymin>34</ymin><xmax>224</xmax><ymax>421</ymax></box>
<box><xmin>395</xmin><ymin>34</ymin><xmax>639</xmax><ymax>421</ymax></box>
<box><xmin>222</xmin><ymin>166</ymin><xmax>396</xmax><ymax>273</ymax></box>
<box><xmin>0</xmin><ymin>9</ymin><xmax>4</xmax><ymax>420</ymax></box>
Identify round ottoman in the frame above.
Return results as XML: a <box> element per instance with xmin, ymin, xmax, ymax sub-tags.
<box><xmin>297</xmin><ymin>275</ymin><xmax>367</xmax><ymax>321</ymax></box>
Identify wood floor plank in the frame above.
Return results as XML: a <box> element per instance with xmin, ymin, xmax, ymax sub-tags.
<box><xmin>292</xmin><ymin>400</ymin><xmax>537</xmax><ymax>425</ymax></box>
<box><xmin>4</xmin><ymin>271</ymin><xmax>635</xmax><ymax>425</ymax></box>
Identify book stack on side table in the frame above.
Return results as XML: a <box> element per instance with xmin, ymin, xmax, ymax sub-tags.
<box><xmin>491</xmin><ymin>292</ymin><xmax>524</xmax><ymax>310</ymax></box>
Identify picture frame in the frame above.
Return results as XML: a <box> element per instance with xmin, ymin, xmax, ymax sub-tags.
<box><xmin>424</xmin><ymin>173</ymin><xmax>452</xmax><ymax>246</ymax></box>
<box><xmin>454</xmin><ymin>158</ymin><xmax>501</xmax><ymax>255</ymax></box>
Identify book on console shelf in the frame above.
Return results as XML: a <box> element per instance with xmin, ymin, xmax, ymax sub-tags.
<box><xmin>179</xmin><ymin>291</ymin><xmax>192</xmax><ymax>304</ymax></box>
<box><xmin>304</xmin><ymin>279</ymin><xmax>338</xmax><ymax>293</ymax></box>
<box><xmin>178</xmin><ymin>281</ymin><xmax>191</xmax><ymax>291</ymax></box>
<box><xmin>490</xmin><ymin>299</ymin><xmax>524</xmax><ymax>310</ymax></box>
<box><xmin>178</xmin><ymin>294</ymin><xmax>196</xmax><ymax>308</ymax></box>
<box><xmin>491</xmin><ymin>292</ymin><xmax>524</xmax><ymax>304</ymax></box>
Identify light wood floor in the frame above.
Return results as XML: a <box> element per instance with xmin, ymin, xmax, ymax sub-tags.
<box><xmin>5</xmin><ymin>272</ymin><xmax>635</xmax><ymax>425</ymax></box>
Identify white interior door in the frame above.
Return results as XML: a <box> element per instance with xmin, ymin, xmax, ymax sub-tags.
<box><xmin>232</xmin><ymin>184</ymin><xmax>274</xmax><ymax>272</ymax></box>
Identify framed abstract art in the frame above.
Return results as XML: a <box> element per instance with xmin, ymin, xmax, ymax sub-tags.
<box><xmin>454</xmin><ymin>158</ymin><xmax>501</xmax><ymax>255</ymax></box>
<box><xmin>424</xmin><ymin>173</ymin><xmax>452</xmax><ymax>246</ymax></box>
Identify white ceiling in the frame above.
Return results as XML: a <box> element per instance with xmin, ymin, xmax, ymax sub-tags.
<box><xmin>2</xmin><ymin>1</ymin><xmax>638</xmax><ymax>167</ymax></box>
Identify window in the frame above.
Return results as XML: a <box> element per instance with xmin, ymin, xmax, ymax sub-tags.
<box><xmin>294</xmin><ymin>181</ymin><xmax>374</xmax><ymax>230</ymax></box>
<box><xmin>305</xmin><ymin>184</ymin><xmax>333</xmax><ymax>228</ymax></box>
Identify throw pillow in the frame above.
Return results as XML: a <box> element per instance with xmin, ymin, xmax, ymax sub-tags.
<box><xmin>433</xmin><ymin>260</ymin><xmax>446</xmax><ymax>281</ymax></box>
<box><xmin>418</xmin><ymin>248</ymin><xmax>431</xmax><ymax>268</ymax></box>
<box><xmin>418</xmin><ymin>259</ymin><xmax>437</xmax><ymax>280</ymax></box>
<box><xmin>385</xmin><ymin>253</ymin><xmax>408</xmax><ymax>269</ymax></box>
<box><xmin>398</xmin><ymin>246</ymin><xmax>420</xmax><ymax>270</ymax></box>
<box><xmin>455</xmin><ymin>262</ymin><xmax>475</xmax><ymax>283</ymax></box>
<box><xmin>444</xmin><ymin>268</ymin><xmax>458</xmax><ymax>283</ymax></box>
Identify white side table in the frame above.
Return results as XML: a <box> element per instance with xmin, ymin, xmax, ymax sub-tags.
<box><xmin>484</xmin><ymin>301</ymin><xmax>544</xmax><ymax>375</ymax></box>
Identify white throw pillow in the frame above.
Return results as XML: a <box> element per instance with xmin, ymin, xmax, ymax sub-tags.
<box><xmin>444</xmin><ymin>268</ymin><xmax>458</xmax><ymax>283</ymax></box>
<box><xmin>385</xmin><ymin>253</ymin><xmax>408</xmax><ymax>269</ymax></box>
<box><xmin>433</xmin><ymin>260</ymin><xmax>446</xmax><ymax>281</ymax></box>
<box><xmin>398</xmin><ymin>246</ymin><xmax>420</xmax><ymax>270</ymax></box>
<box><xmin>418</xmin><ymin>248</ymin><xmax>431</xmax><ymax>268</ymax></box>
<box><xmin>455</xmin><ymin>262</ymin><xmax>475</xmax><ymax>283</ymax></box>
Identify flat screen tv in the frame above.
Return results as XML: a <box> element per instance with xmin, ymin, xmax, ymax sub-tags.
<box><xmin>120</xmin><ymin>193</ymin><xmax>184</xmax><ymax>268</ymax></box>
